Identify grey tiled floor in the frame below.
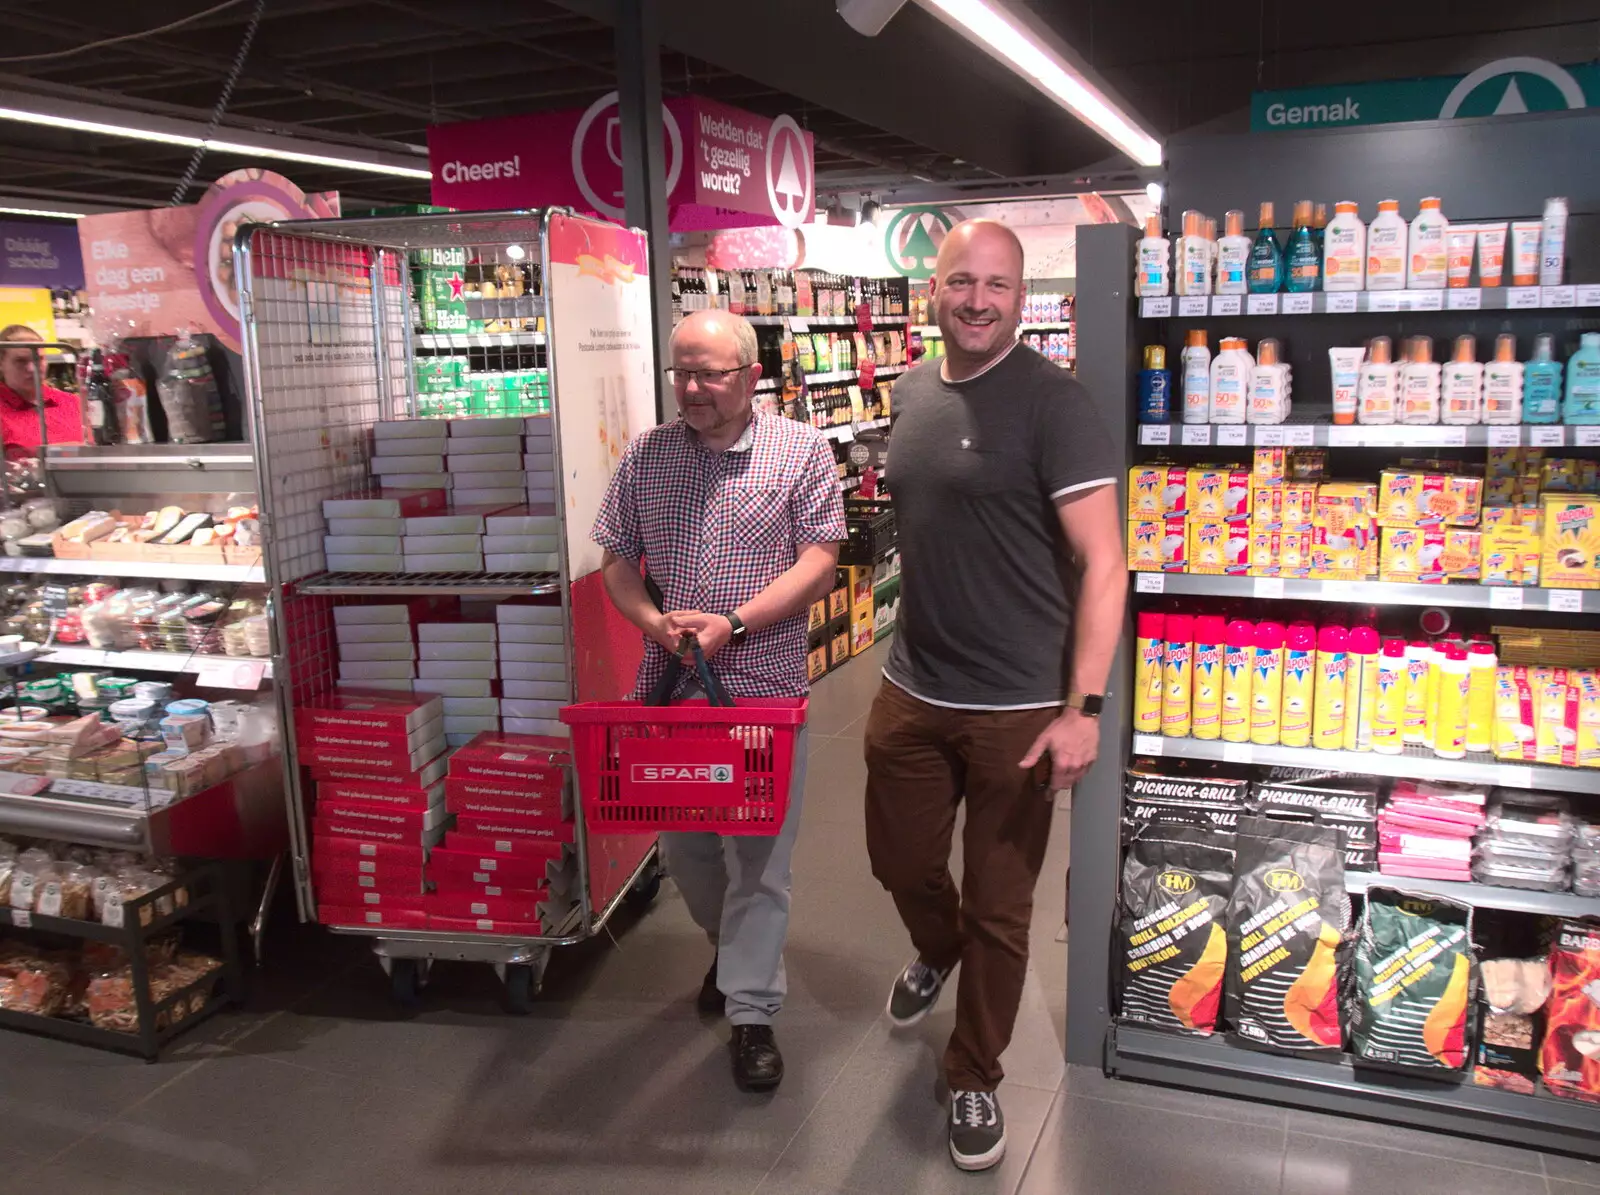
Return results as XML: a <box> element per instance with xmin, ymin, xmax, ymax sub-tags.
<box><xmin>0</xmin><ymin>638</ymin><xmax>1589</xmax><ymax>1192</ymax></box>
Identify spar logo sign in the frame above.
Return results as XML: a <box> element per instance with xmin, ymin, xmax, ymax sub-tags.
<box><xmin>630</xmin><ymin>764</ymin><xmax>735</xmax><ymax>784</ymax></box>
<box><xmin>1439</xmin><ymin>57</ymin><xmax>1587</xmax><ymax>119</ymax></box>
<box><xmin>884</xmin><ymin>206</ymin><xmax>955</xmax><ymax>280</ymax></box>
<box><xmin>765</xmin><ymin>116</ymin><xmax>813</xmax><ymax>230</ymax></box>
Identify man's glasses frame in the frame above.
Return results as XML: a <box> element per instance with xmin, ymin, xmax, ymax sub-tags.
<box><xmin>664</xmin><ymin>365</ymin><xmax>753</xmax><ymax>388</ymax></box>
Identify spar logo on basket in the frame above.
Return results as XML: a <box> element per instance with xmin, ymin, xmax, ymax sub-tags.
<box><xmin>630</xmin><ymin>764</ymin><xmax>736</xmax><ymax>784</ymax></box>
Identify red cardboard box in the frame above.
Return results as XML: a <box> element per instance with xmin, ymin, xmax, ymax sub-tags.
<box><xmin>428</xmin><ymin>846</ymin><xmax>556</xmax><ymax>889</ymax></box>
<box><xmin>452</xmin><ymin>814</ymin><xmax>573</xmax><ymax>847</ymax></box>
<box><xmin>317</xmin><ymin>903</ymin><xmax>430</xmax><ymax>929</ymax></box>
<box><xmin>426</xmin><ymin>892</ymin><xmax>545</xmax><ymax>921</ymax></box>
<box><xmin>443</xmin><ymin>829</ymin><xmax>568</xmax><ymax>858</ymax></box>
<box><xmin>312</xmin><ymin>864</ymin><xmax>425</xmax><ymax>895</ymax></box>
<box><xmin>317</xmin><ymin>777</ymin><xmax>445</xmax><ymax>812</ymax></box>
<box><xmin>303</xmin><ymin>736</ymin><xmax>448</xmax><ymax>780</ymax></box>
<box><xmin>311</xmin><ymin>835</ymin><xmax>428</xmax><ymax>868</ymax></box>
<box><xmin>313</xmin><ymin>813</ymin><xmax>448</xmax><ymax>849</ymax></box>
<box><xmin>311</xmin><ymin>753</ymin><xmax>450</xmax><ymax>788</ymax></box>
<box><xmin>297</xmin><ymin>714</ymin><xmax>445</xmax><ymax>756</ymax></box>
<box><xmin>299</xmin><ymin>690</ymin><xmax>444</xmax><ymax>734</ymax></box>
<box><xmin>447</xmin><ymin>732</ymin><xmax>568</xmax><ymax>790</ymax></box>
<box><xmin>314</xmin><ymin>882</ymin><xmax>429</xmax><ymax>910</ymax></box>
<box><xmin>313</xmin><ymin>799</ymin><xmax>451</xmax><ymax>837</ymax></box>
<box><xmin>444</xmin><ymin>777</ymin><xmax>565</xmax><ymax>821</ymax></box>
<box><xmin>427</xmin><ymin>914</ymin><xmax>554</xmax><ymax>936</ymax></box>
<box><xmin>427</xmin><ymin>873</ymin><xmax>547</xmax><ymax>901</ymax></box>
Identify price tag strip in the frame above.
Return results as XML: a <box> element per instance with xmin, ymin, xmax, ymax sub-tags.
<box><xmin>1181</xmin><ymin>425</ymin><xmax>1212</xmax><ymax>446</ymax></box>
<box><xmin>1135</xmin><ymin>573</ymin><xmax>1165</xmax><ymax>594</ymax></box>
<box><xmin>1133</xmin><ymin>734</ymin><xmax>1164</xmax><ymax>756</ymax></box>
<box><xmin>1179</xmin><ymin>297</ymin><xmax>1209</xmax><ymax>317</ymax></box>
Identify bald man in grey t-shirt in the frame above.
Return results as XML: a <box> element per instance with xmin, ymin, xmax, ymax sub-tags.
<box><xmin>864</xmin><ymin>219</ymin><xmax>1127</xmax><ymax>1173</ymax></box>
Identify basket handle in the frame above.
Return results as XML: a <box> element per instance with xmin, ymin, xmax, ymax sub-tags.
<box><xmin>646</xmin><ymin>633</ymin><xmax>735</xmax><ymax>707</ymax></box>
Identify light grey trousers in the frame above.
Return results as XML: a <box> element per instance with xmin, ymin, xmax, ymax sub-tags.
<box><xmin>661</xmin><ymin>722</ymin><xmax>808</xmax><ymax>1026</ymax></box>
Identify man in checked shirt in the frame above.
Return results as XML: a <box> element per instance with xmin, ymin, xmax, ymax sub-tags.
<box><xmin>593</xmin><ymin>308</ymin><xmax>847</xmax><ymax>1092</ymax></box>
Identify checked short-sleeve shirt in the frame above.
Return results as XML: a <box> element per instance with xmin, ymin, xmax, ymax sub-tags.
<box><xmin>592</xmin><ymin>412</ymin><xmax>847</xmax><ymax>699</ymax></box>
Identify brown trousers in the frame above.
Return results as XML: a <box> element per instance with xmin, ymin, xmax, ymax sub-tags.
<box><xmin>863</xmin><ymin>679</ymin><xmax>1056</xmax><ymax>1093</ymax></box>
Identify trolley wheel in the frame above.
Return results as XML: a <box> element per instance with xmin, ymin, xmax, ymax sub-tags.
<box><xmin>389</xmin><ymin>957</ymin><xmax>423</xmax><ymax>1008</ymax></box>
<box><xmin>627</xmin><ymin>863</ymin><xmax>663</xmax><ymax>909</ymax></box>
<box><xmin>504</xmin><ymin>963</ymin><xmax>536</xmax><ymax>1014</ymax></box>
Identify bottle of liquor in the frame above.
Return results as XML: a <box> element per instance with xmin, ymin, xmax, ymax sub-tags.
<box><xmin>670</xmin><ymin>266</ymin><xmax>684</xmax><ymax>321</ymax></box>
<box><xmin>728</xmin><ymin>268</ymin><xmax>746</xmax><ymax>316</ymax></box>
<box><xmin>83</xmin><ymin>349</ymin><xmax>120</xmax><ymax>446</ymax></box>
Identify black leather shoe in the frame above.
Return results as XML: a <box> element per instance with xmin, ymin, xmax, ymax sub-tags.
<box><xmin>697</xmin><ymin>955</ymin><xmax>722</xmax><ymax>1015</ymax></box>
<box><xmin>731</xmin><ymin>1024</ymin><xmax>784</xmax><ymax>1091</ymax></box>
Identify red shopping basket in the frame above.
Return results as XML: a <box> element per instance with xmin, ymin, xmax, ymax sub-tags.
<box><xmin>561</xmin><ymin>697</ymin><xmax>807</xmax><ymax>835</ymax></box>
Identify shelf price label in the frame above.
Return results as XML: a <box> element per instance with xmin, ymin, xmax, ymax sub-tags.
<box><xmin>1405</xmin><ymin>290</ymin><xmax>1444</xmax><ymax>311</ymax></box>
<box><xmin>1576</xmin><ymin>427</ymin><xmax>1600</xmax><ymax>447</ymax></box>
<box><xmin>1508</xmin><ymin>287</ymin><xmax>1541</xmax><ymax>309</ymax></box>
<box><xmin>1543</xmin><ymin>285</ymin><xmax>1577</xmax><ymax>308</ymax></box>
<box><xmin>1141</xmin><ymin>424</ymin><xmax>1171</xmax><ymax>446</ymax></box>
<box><xmin>1530</xmin><ymin>426</ymin><xmax>1565</xmax><ymax>448</ymax></box>
<box><xmin>1548</xmin><ymin>590</ymin><xmax>1585</xmax><ymax>614</ymax></box>
<box><xmin>1487</xmin><ymin>425</ymin><xmax>1522</xmax><ymax>447</ymax></box>
<box><xmin>1222</xmin><ymin>743</ymin><xmax>1253</xmax><ymax>764</ymax></box>
<box><xmin>1327</xmin><ymin>426</ymin><xmax>1362</xmax><ymax>447</ymax></box>
<box><xmin>790</xmin><ymin>319</ymin><xmax>809</xmax><ymax>333</ymax></box>
<box><xmin>1216</xmin><ymin>425</ymin><xmax>1248</xmax><ymax>446</ymax></box>
<box><xmin>1500</xmin><ymin>765</ymin><xmax>1536</xmax><ymax>789</ymax></box>
<box><xmin>1179</xmin><ymin>296</ymin><xmax>1209</xmax><ymax>317</ymax></box>
<box><xmin>1135</xmin><ymin>572</ymin><xmax>1165</xmax><ymax>594</ymax></box>
<box><xmin>1181</xmin><ymin>425</ymin><xmax>1212</xmax><ymax>446</ymax></box>
<box><xmin>1133</xmin><ymin>734</ymin><xmax>1164</xmax><ymax>756</ymax></box>
<box><xmin>1365</xmin><ymin>292</ymin><xmax>1400</xmax><ymax>312</ymax></box>
<box><xmin>193</xmin><ymin>659</ymin><xmax>266</xmax><ymax>690</ymax></box>
<box><xmin>1246</xmin><ymin>294</ymin><xmax>1279</xmax><ymax>315</ymax></box>
<box><xmin>1577</xmin><ymin>285</ymin><xmax>1600</xmax><ymax>307</ymax></box>
<box><xmin>1488</xmin><ymin>587</ymin><xmax>1524</xmax><ymax>610</ymax></box>
<box><xmin>1446</xmin><ymin>288</ymin><xmax>1482</xmax><ymax>310</ymax></box>
<box><xmin>1140</xmin><ymin>297</ymin><xmax>1172</xmax><ymax>318</ymax></box>
<box><xmin>1256</xmin><ymin>426</ymin><xmax>1286</xmax><ymax>446</ymax></box>
<box><xmin>1211</xmin><ymin>295</ymin><xmax>1241</xmax><ymax>316</ymax></box>
<box><xmin>1253</xmin><ymin>577</ymin><xmax>1285</xmax><ymax>599</ymax></box>
<box><xmin>1326</xmin><ymin>293</ymin><xmax>1358</xmax><ymax>314</ymax></box>
<box><xmin>1282</xmin><ymin>294</ymin><xmax>1313</xmax><ymax>315</ymax></box>
<box><xmin>1285</xmin><ymin>426</ymin><xmax>1315</xmax><ymax>446</ymax></box>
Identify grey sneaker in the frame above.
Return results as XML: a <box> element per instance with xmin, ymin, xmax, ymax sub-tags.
<box><xmin>949</xmin><ymin>1089</ymin><xmax>1006</xmax><ymax>1171</ymax></box>
<box><xmin>886</xmin><ymin>958</ymin><xmax>952</xmax><ymax>1028</ymax></box>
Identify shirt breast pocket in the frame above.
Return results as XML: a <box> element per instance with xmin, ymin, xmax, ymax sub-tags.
<box><xmin>724</xmin><ymin>486</ymin><xmax>791</xmax><ymax>552</ymax></box>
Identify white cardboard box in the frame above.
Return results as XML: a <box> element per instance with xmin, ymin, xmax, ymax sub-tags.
<box><xmin>323</xmin><ymin>495</ymin><xmax>445</xmax><ymax>518</ymax></box>
<box><xmin>503</xmin><ymin>717</ymin><xmax>566</xmax><ymax>737</ymax></box>
<box><xmin>324</xmin><ymin>535</ymin><xmax>403</xmax><ymax>555</ymax></box>
<box><xmin>454</xmin><ymin>488</ymin><xmax>527</xmax><ymax>506</ymax></box>
<box><xmin>405</xmin><ymin>514</ymin><xmax>485</xmax><ymax>534</ymax></box>
<box><xmin>379</xmin><ymin>472</ymin><xmax>453</xmax><ymax>489</ymax></box>
<box><xmin>375</xmin><ymin>421</ymin><xmax>449</xmax><ymax>442</ymax></box>
<box><xmin>326</xmin><ymin>553</ymin><xmax>403</xmax><ymax>572</ymax></box>
<box><xmin>369</xmin><ymin>454</ymin><xmax>444</xmax><ymax>474</ymax></box>
<box><xmin>335</xmin><ymin>622</ymin><xmax>414</xmax><ymax>645</ymax></box>
<box><xmin>417</xmin><ymin>622</ymin><xmax>497</xmax><ymax>643</ymax></box>
<box><xmin>443</xmin><ymin>715</ymin><xmax>501</xmax><ymax>735</ymax></box>
<box><xmin>411</xmin><ymin>677</ymin><xmax>496</xmax><ymax>697</ymax></box>
<box><xmin>404</xmin><ymin>552</ymin><xmax>484</xmax><ymax>572</ymax></box>
<box><xmin>485</xmin><ymin>513</ymin><xmax>559</xmax><ymax>535</ymax></box>
<box><xmin>496</xmin><ymin>640</ymin><xmax>566</xmax><ymax>663</ymax></box>
<box><xmin>501</xmin><ymin>697</ymin><xmax>566</xmax><ymax>719</ymax></box>
<box><xmin>526</xmin><ymin>487</ymin><xmax>558</xmax><ymax>504</ymax></box>
<box><xmin>447</xmin><ymin>470</ymin><xmax>526</xmax><ymax>489</ymax></box>
<box><xmin>442</xmin><ymin>696</ymin><xmax>500</xmax><ymax>717</ymax></box>
<box><xmin>401</xmin><ymin>534</ymin><xmax>481</xmax><ymax>554</ymax></box>
<box><xmin>482</xmin><ymin>535</ymin><xmax>558</xmax><ymax>553</ymax></box>
<box><xmin>500</xmin><ymin>659</ymin><xmax>566</xmax><ymax>682</ymax></box>
<box><xmin>336</xmin><ymin>677</ymin><xmax>414</xmax><ymax>692</ymax></box>
<box><xmin>417</xmin><ymin>659</ymin><xmax>497</xmax><ymax>680</ymax></box>
<box><xmin>523</xmin><ymin>417</ymin><xmax>554</xmax><ymax>435</ymax></box>
<box><xmin>524</xmin><ymin>453</ymin><xmax>555</xmax><ymax>470</ymax></box>
<box><xmin>451</xmin><ymin>416</ymin><xmax>526</xmax><ymax>437</ymax></box>
<box><xmin>419</xmin><ymin>640</ymin><xmax>495</xmax><ymax>662</ymax></box>
<box><xmin>339</xmin><ymin>641</ymin><xmax>417</xmax><ymax>662</ymax></box>
<box><xmin>496</xmin><ymin>622</ymin><xmax>565</xmax><ymax>644</ymax></box>
<box><xmin>447</xmin><ymin>452</ymin><xmax>523</xmax><ymax>473</ymax></box>
<box><xmin>502</xmin><ymin>673</ymin><xmax>569</xmax><ymax>694</ymax></box>
<box><xmin>446</xmin><ymin>437</ymin><xmax>521</xmax><ymax>455</ymax></box>
<box><xmin>500</xmin><ymin>681</ymin><xmax>568</xmax><ymax>702</ymax></box>
<box><xmin>338</xmin><ymin>660</ymin><xmax>416</xmax><ymax>680</ymax></box>
<box><xmin>496</xmin><ymin>603</ymin><xmax>564</xmax><ymax>625</ymax></box>
<box><xmin>327</xmin><ymin>517</ymin><xmax>404</xmax><ymax>536</ymax></box>
<box><xmin>333</xmin><ymin>604</ymin><xmax>411</xmax><ymax>625</ymax></box>
<box><xmin>486</xmin><ymin>553</ymin><xmax>558</xmax><ymax>572</ymax></box>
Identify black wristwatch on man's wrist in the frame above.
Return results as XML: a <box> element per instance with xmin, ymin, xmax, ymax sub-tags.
<box><xmin>721</xmin><ymin>612</ymin><xmax>748</xmax><ymax>641</ymax></box>
<box><xmin>1064</xmin><ymin>691</ymin><xmax>1104</xmax><ymax>718</ymax></box>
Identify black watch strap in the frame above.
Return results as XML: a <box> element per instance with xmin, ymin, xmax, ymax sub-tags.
<box><xmin>724</xmin><ymin>612</ymin><xmax>747</xmax><ymax>639</ymax></box>
<box><xmin>1066</xmin><ymin>692</ymin><xmax>1104</xmax><ymax>718</ymax></box>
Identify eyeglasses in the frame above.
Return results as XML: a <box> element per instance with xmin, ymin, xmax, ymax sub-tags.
<box><xmin>665</xmin><ymin>365</ymin><xmax>752</xmax><ymax>388</ymax></box>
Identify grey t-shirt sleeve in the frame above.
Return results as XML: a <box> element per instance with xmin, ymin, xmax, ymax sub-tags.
<box><xmin>1037</xmin><ymin>380</ymin><xmax>1117</xmax><ymax>499</ymax></box>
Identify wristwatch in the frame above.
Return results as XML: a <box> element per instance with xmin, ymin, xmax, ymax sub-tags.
<box><xmin>722</xmin><ymin>612</ymin><xmax>748</xmax><ymax>641</ymax></box>
<box><xmin>1065</xmin><ymin>692</ymin><xmax>1105</xmax><ymax>718</ymax></box>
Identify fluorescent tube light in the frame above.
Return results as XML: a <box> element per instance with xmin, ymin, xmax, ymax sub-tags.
<box><xmin>0</xmin><ymin>101</ymin><xmax>432</xmax><ymax>181</ymax></box>
<box><xmin>0</xmin><ymin>204</ymin><xmax>87</xmax><ymax>219</ymax></box>
<box><xmin>917</xmin><ymin>0</ymin><xmax>1163</xmax><ymax>167</ymax></box>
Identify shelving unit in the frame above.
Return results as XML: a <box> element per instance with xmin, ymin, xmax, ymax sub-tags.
<box><xmin>36</xmin><ymin>646</ymin><xmax>272</xmax><ymax>678</ymax></box>
<box><xmin>297</xmin><ymin>569</ymin><xmax>562</xmax><ymax>597</ymax></box>
<box><xmin>0</xmin><ymin>557</ymin><xmax>266</xmax><ymax>584</ymax></box>
<box><xmin>823</xmin><ymin>418</ymin><xmax>891</xmax><ymax>443</ymax></box>
<box><xmin>414</xmin><ymin>331</ymin><xmax>546</xmax><ymax>350</ymax></box>
<box><xmin>1068</xmin><ymin>217</ymin><xmax>1600</xmax><ymax>1158</ymax></box>
<box><xmin>805</xmin><ymin>366</ymin><xmax>906</xmax><ymax>385</ymax></box>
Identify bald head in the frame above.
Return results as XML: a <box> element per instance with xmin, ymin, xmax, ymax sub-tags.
<box><xmin>928</xmin><ymin>218</ymin><xmax>1025</xmax><ymax>379</ymax></box>
<box><xmin>669</xmin><ymin>309</ymin><xmax>759</xmax><ymax>367</ymax></box>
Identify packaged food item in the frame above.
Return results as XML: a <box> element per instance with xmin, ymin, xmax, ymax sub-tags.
<box><xmin>1474</xmin><ymin>957</ymin><xmax>1550</xmax><ymax>1095</ymax></box>
<box><xmin>1349</xmin><ymin>888</ymin><xmax>1473</xmax><ymax>1074</ymax></box>
<box><xmin>1119</xmin><ymin>828</ymin><xmax>1235</xmax><ymax>1036</ymax></box>
<box><xmin>1541</xmin><ymin>921</ymin><xmax>1600</xmax><ymax>1103</ymax></box>
<box><xmin>1225</xmin><ymin>817</ymin><xmax>1348</xmax><ymax>1056</ymax></box>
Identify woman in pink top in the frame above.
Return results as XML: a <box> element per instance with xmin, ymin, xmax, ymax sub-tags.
<box><xmin>0</xmin><ymin>324</ymin><xmax>82</xmax><ymax>458</ymax></box>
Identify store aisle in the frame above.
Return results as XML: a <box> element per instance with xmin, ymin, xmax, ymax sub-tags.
<box><xmin>0</xmin><ymin>640</ymin><xmax>1582</xmax><ymax>1194</ymax></box>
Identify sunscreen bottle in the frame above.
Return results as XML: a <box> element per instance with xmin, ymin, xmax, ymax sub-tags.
<box><xmin>1313</xmin><ymin>625</ymin><xmax>1349</xmax><ymax>750</ymax></box>
<box><xmin>1250</xmin><ymin>621</ymin><xmax>1286</xmax><ymax>746</ymax></box>
<box><xmin>1482</xmin><ymin>333</ymin><xmax>1524</xmax><ymax>425</ymax></box>
<box><xmin>1133</xmin><ymin>611</ymin><xmax>1166</xmax><ymax>735</ymax></box>
<box><xmin>1216</xmin><ymin>210</ymin><xmax>1251</xmax><ymax>295</ymax></box>
<box><xmin>1135</xmin><ymin>214</ymin><xmax>1170</xmax><ymax>298</ymax></box>
<box><xmin>1441</xmin><ymin>334</ymin><xmax>1482</xmax><ymax>426</ymax></box>
<box><xmin>1372</xmin><ymin>638</ymin><xmax>1407</xmax><ymax>754</ymax></box>
<box><xmin>1280</xmin><ymin>621</ymin><xmax>1317</xmax><ymax>748</ymax></box>
<box><xmin>1358</xmin><ymin>336</ymin><xmax>1398</xmax><ymax>425</ymax></box>
<box><xmin>1344</xmin><ymin>626</ymin><xmax>1380</xmax><ymax>752</ymax></box>
<box><xmin>1399</xmin><ymin>335</ymin><xmax>1441</xmax><ymax>425</ymax></box>
<box><xmin>1161</xmin><ymin>613</ymin><xmax>1194</xmax><ymax>738</ymax></box>
<box><xmin>1221</xmin><ymin>618</ymin><xmax>1255</xmax><ymax>743</ymax></box>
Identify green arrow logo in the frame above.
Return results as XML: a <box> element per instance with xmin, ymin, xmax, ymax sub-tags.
<box><xmin>884</xmin><ymin>206</ymin><xmax>955</xmax><ymax>279</ymax></box>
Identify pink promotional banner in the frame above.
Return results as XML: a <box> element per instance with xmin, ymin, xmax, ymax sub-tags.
<box><xmin>428</xmin><ymin>94</ymin><xmax>815</xmax><ymax>231</ymax></box>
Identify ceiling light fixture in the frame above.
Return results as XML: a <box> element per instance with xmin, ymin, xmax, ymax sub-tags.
<box><xmin>0</xmin><ymin>204</ymin><xmax>88</xmax><ymax>219</ymax></box>
<box><xmin>0</xmin><ymin>97</ymin><xmax>433</xmax><ymax>182</ymax></box>
<box><xmin>916</xmin><ymin>0</ymin><xmax>1163</xmax><ymax>167</ymax></box>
